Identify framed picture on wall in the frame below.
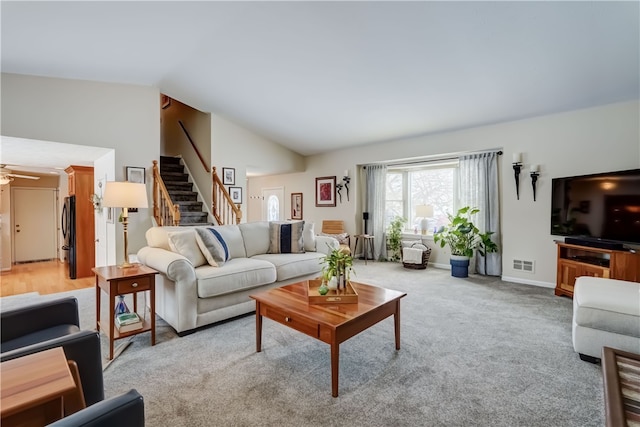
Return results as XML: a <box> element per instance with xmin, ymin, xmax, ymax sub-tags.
<box><xmin>223</xmin><ymin>167</ymin><xmax>235</xmax><ymax>185</ymax></box>
<box><xmin>291</xmin><ymin>193</ymin><xmax>303</xmax><ymax>220</ymax></box>
<box><xmin>315</xmin><ymin>176</ymin><xmax>336</xmax><ymax>207</ymax></box>
<box><xmin>126</xmin><ymin>166</ymin><xmax>146</xmax><ymax>184</ymax></box>
<box><xmin>230</xmin><ymin>187</ymin><xmax>242</xmax><ymax>204</ymax></box>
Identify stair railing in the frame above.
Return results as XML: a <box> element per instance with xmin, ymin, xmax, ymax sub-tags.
<box><xmin>152</xmin><ymin>160</ymin><xmax>181</xmax><ymax>226</ymax></box>
<box><xmin>212</xmin><ymin>166</ymin><xmax>242</xmax><ymax>225</ymax></box>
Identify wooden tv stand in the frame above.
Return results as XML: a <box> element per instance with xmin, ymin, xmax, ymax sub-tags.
<box><xmin>555</xmin><ymin>242</ymin><xmax>640</xmax><ymax>298</ymax></box>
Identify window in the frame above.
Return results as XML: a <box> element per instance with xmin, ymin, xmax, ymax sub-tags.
<box><xmin>267</xmin><ymin>195</ymin><xmax>279</xmax><ymax>221</ymax></box>
<box><xmin>385</xmin><ymin>161</ymin><xmax>458</xmax><ymax>233</ymax></box>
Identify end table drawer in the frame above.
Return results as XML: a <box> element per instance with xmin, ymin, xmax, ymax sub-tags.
<box><xmin>263</xmin><ymin>305</ymin><xmax>319</xmax><ymax>338</ymax></box>
<box><xmin>117</xmin><ymin>277</ymin><xmax>152</xmax><ymax>294</ymax></box>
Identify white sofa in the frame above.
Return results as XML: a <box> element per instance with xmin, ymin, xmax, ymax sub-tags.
<box><xmin>137</xmin><ymin>222</ymin><xmax>338</xmax><ymax>335</ymax></box>
<box><xmin>572</xmin><ymin>276</ymin><xmax>640</xmax><ymax>362</ymax></box>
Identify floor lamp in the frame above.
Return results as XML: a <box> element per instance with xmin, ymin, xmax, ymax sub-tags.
<box><xmin>103</xmin><ymin>181</ymin><xmax>149</xmax><ymax>268</ymax></box>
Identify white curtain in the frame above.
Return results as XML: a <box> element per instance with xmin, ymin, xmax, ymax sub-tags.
<box><xmin>365</xmin><ymin>164</ymin><xmax>387</xmax><ymax>260</ymax></box>
<box><xmin>458</xmin><ymin>152</ymin><xmax>501</xmax><ymax>276</ymax></box>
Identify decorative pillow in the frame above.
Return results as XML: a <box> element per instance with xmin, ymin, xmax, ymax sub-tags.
<box><xmin>167</xmin><ymin>231</ymin><xmax>207</xmax><ymax>267</ymax></box>
<box><xmin>303</xmin><ymin>222</ymin><xmax>316</xmax><ymax>252</ymax></box>
<box><xmin>195</xmin><ymin>228</ymin><xmax>231</xmax><ymax>267</ymax></box>
<box><xmin>319</xmin><ymin>232</ymin><xmax>349</xmax><ymax>245</ymax></box>
<box><xmin>268</xmin><ymin>221</ymin><xmax>305</xmax><ymax>254</ymax></box>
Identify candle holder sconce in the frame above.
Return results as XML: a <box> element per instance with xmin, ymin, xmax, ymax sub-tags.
<box><xmin>530</xmin><ymin>171</ymin><xmax>540</xmax><ymax>202</ymax></box>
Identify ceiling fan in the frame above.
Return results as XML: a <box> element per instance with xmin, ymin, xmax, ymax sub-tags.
<box><xmin>0</xmin><ymin>164</ymin><xmax>41</xmax><ymax>185</ymax></box>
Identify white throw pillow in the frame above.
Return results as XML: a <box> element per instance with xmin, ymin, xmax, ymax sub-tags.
<box><xmin>167</xmin><ymin>230</ymin><xmax>207</xmax><ymax>267</ymax></box>
<box><xmin>303</xmin><ymin>222</ymin><xmax>316</xmax><ymax>252</ymax></box>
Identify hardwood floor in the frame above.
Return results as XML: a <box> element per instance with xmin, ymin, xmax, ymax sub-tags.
<box><xmin>0</xmin><ymin>260</ymin><xmax>93</xmax><ymax>297</ymax></box>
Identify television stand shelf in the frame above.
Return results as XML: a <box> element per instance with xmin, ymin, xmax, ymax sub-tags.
<box><xmin>555</xmin><ymin>242</ymin><xmax>640</xmax><ymax>298</ymax></box>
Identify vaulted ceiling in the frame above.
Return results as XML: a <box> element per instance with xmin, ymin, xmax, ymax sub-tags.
<box><xmin>2</xmin><ymin>1</ymin><xmax>639</xmax><ymax>157</ymax></box>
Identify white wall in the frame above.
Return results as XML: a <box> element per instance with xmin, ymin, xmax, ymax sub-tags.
<box><xmin>249</xmin><ymin>101</ymin><xmax>640</xmax><ymax>287</ymax></box>
<box><xmin>1</xmin><ymin>73</ymin><xmax>160</xmax><ymax>262</ymax></box>
<box><xmin>211</xmin><ymin>113</ymin><xmax>305</xmax><ymax>221</ymax></box>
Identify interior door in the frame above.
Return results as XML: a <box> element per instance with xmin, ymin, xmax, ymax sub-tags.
<box><xmin>261</xmin><ymin>187</ymin><xmax>284</xmax><ymax>221</ymax></box>
<box><xmin>13</xmin><ymin>188</ymin><xmax>58</xmax><ymax>262</ymax></box>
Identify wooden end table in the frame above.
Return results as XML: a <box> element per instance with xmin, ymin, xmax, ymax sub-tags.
<box><xmin>1</xmin><ymin>347</ymin><xmax>79</xmax><ymax>427</ymax></box>
<box><xmin>93</xmin><ymin>264</ymin><xmax>158</xmax><ymax>360</ymax></box>
<box><xmin>250</xmin><ymin>280</ymin><xmax>406</xmax><ymax>397</ymax></box>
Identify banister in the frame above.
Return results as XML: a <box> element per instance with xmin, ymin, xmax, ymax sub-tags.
<box><xmin>212</xmin><ymin>166</ymin><xmax>242</xmax><ymax>225</ymax></box>
<box><xmin>152</xmin><ymin>160</ymin><xmax>181</xmax><ymax>226</ymax></box>
<box><xmin>178</xmin><ymin>120</ymin><xmax>209</xmax><ymax>173</ymax></box>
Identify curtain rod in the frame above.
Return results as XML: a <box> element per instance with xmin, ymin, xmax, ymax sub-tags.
<box><xmin>363</xmin><ymin>149</ymin><xmax>503</xmax><ymax>168</ymax></box>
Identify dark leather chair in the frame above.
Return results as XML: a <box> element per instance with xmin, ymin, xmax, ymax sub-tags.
<box><xmin>46</xmin><ymin>389</ymin><xmax>145</xmax><ymax>427</ymax></box>
<box><xmin>0</xmin><ymin>297</ymin><xmax>104</xmax><ymax>406</ymax></box>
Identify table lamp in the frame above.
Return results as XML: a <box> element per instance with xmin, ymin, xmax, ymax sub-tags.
<box><xmin>103</xmin><ymin>181</ymin><xmax>149</xmax><ymax>268</ymax></box>
<box><xmin>415</xmin><ymin>204</ymin><xmax>434</xmax><ymax>235</ymax></box>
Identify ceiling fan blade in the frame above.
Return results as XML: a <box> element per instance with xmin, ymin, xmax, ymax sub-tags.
<box><xmin>7</xmin><ymin>173</ymin><xmax>40</xmax><ymax>180</ymax></box>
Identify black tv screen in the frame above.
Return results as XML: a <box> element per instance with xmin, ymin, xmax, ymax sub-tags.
<box><xmin>550</xmin><ymin>169</ymin><xmax>640</xmax><ymax>246</ymax></box>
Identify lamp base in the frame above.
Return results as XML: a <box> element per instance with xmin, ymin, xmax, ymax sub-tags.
<box><xmin>117</xmin><ymin>261</ymin><xmax>136</xmax><ymax>269</ymax></box>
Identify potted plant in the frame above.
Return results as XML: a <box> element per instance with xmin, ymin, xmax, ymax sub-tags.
<box><xmin>386</xmin><ymin>216</ymin><xmax>407</xmax><ymax>262</ymax></box>
<box><xmin>433</xmin><ymin>206</ymin><xmax>498</xmax><ymax>277</ymax></box>
<box><xmin>321</xmin><ymin>246</ymin><xmax>354</xmax><ymax>289</ymax></box>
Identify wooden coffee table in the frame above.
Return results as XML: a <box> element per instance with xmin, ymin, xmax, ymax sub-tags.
<box><xmin>250</xmin><ymin>280</ymin><xmax>407</xmax><ymax>397</ymax></box>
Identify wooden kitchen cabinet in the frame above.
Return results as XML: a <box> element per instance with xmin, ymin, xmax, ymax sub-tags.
<box><xmin>65</xmin><ymin>165</ymin><xmax>95</xmax><ymax>278</ymax></box>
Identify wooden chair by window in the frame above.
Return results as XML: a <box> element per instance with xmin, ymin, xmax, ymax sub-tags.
<box><xmin>321</xmin><ymin>220</ymin><xmax>351</xmax><ymax>253</ymax></box>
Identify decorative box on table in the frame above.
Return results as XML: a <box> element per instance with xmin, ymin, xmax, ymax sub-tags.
<box><xmin>307</xmin><ymin>279</ymin><xmax>358</xmax><ymax>304</ymax></box>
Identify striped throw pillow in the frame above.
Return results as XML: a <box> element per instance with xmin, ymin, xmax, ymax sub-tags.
<box><xmin>268</xmin><ymin>221</ymin><xmax>305</xmax><ymax>254</ymax></box>
<box><xmin>195</xmin><ymin>227</ymin><xmax>231</xmax><ymax>267</ymax></box>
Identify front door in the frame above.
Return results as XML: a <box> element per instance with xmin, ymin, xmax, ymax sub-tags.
<box><xmin>261</xmin><ymin>187</ymin><xmax>284</xmax><ymax>221</ymax></box>
<box><xmin>13</xmin><ymin>188</ymin><xmax>58</xmax><ymax>262</ymax></box>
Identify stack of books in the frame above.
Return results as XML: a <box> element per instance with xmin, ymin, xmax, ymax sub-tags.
<box><xmin>115</xmin><ymin>312</ymin><xmax>143</xmax><ymax>333</ymax></box>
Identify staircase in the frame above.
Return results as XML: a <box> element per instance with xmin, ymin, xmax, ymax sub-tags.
<box><xmin>159</xmin><ymin>156</ymin><xmax>209</xmax><ymax>225</ymax></box>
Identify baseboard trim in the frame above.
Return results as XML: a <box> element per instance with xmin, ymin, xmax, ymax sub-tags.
<box><xmin>501</xmin><ymin>275</ymin><xmax>555</xmax><ymax>289</ymax></box>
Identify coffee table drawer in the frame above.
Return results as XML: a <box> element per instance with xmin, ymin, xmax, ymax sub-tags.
<box><xmin>262</xmin><ymin>305</ymin><xmax>319</xmax><ymax>338</ymax></box>
<box><xmin>117</xmin><ymin>276</ymin><xmax>152</xmax><ymax>294</ymax></box>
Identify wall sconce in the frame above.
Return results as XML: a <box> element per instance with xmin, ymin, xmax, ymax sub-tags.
<box><xmin>342</xmin><ymin>170</ymin><xmax>350</xmax><ymax>201</ymax></box>
<box><xmin>512</xmin><ymin>153</ymin><xmax>523</xmax><ymax>200</ymax></box>
<box><xmin>336</xmin><ymin>182</ymin><xmax>344</xmax><ymax>203</ymax></box>
<box><xmin>530</xmin><ymin>165</ymin><xmax>540</xmax><ymax>202</ymax></box>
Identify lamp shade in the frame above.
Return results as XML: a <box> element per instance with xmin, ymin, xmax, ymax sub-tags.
<box><xmin>102</xmin><ymin>182</ymin><xmax>148</xmax><ymax>208</ymax></box>
<box><xmin>415</xmin><ymin>204</ymin><xmax>433</xmax><ymax>218</ymax></box>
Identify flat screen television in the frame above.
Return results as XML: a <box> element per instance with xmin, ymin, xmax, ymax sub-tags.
<box><xmin>550</xmin><ymin>169</ymin><xmax>640</xmax><ymax>248</ymax></box>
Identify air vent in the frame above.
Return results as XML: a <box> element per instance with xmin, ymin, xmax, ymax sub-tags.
<box><xmin>513</xmin><ymin>259</ymin><xmax>535</xmax><ymax>273</ymax></box>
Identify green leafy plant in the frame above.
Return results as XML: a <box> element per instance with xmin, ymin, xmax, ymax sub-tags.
<box><xmin>321</xmin><ymin>246</ymin><xmax>354</xmax><ymax>282</ymax></box>
<box><xmin>387</xmin><ymin>216</ymin><xmax>407</xmax><ymax>262</ymax></box>
<box><xmin>433</xmin><ymin>207</ymin><xmax>498</xmax><ymax>258</ymax></box>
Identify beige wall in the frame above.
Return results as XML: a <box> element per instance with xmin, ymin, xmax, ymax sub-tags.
<box><xmin>248</xmin><ymin>100</ymin><xmax>640</xmax><ymax>287</ymax></box>
<box><xmin>1</xmin><ymin>73</ymin><xmax>160</xmax><ymax>262</ymax></box>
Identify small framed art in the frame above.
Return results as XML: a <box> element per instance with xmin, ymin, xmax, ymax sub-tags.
<box><xmin>315</xmin><ymin>176</ymin><xmax>336</xmax><ymax>207</ymax></box>
<box><xmin>126</xmin><ymin>166</ymin><xmax>146</xmax><ymax>184</ymax></box>
<box><xmin>223</xmin><ymin>168</ymin><xmax>235</xmax><ymax>185</ymax></box>
<box><xmin>230</xmin><ymin>187</ymin><xmax>242</xmax><ymax>204</ymax></box>
<box><xmin>291</xmin><ymin>193</ymin><xmax>303</xmax><ymax>220</ymax></box>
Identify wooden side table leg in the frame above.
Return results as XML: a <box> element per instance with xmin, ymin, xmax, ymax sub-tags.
<box><xmin>331</xmin><ymin>341</ymin><xmax>340</xmax><ymax>397</ymax></box>
<box><xmin>150</xmin><ymin>286</ymin><xmax>156</xmax><ymax>346</ymax></box>
<box><xmin>256</xmin><ymin>302</ymin><xmax>262</xmax><ymax>352</ymax></box>
<box><xmin>394</xmin><ymin>300</ymin><xmax>401</xmax><ymax>350</ymax></box>
<box><xmin>109</xmin><ymin>291</ymin><xmax>115</xmax><ymax>360</ymax></box>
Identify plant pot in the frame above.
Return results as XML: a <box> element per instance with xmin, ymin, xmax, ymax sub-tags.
<box><xmin>450</xmin><ymin>255</ymin><xmax>470</xmax><ymax>278</ymax></box>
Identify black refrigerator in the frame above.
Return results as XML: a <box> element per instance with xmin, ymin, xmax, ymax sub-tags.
<box><xmin>61</xmin><ymin>196</ymin><xmax>77</xmax><ymax>279</ymax></box>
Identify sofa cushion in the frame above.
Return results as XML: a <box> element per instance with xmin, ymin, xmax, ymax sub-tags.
<box><xmin>195</xmin><ymin>259</ymin><xmax>277</xmax><ymax>298</ymax></box>
<box><xmin>252</xmin><ymin>252</ymin><xmax>324</xmax><ymax>281</ymax></box>
<box><xmin>167</xmin><ymin>230</ymin><xmax>207</xmax><ymax>267</ymax></box>
<box><xmin>195</xmin><ymin>228</ymin><xmax>230</xmax><ymax>267</ymax></box>
<box><xmin>268</xmin><ymin>221</ymin><xmax>305</xmax><ymax>254</ymax></box>
<box><xmin>210</xmin><ymin>225</ymin><xmax>246</xmax><ymax>259</ymax></box>
<box><xmin>239</xmin><ymin>222</ymin><xmax>270</xmax><ymax>257</ymax></box>
<box><xmin>574</xmin><ymin>277</ymin><xmax>640</xmax><ymax>338</ymax></box>
<box><xmin>319</xmin><ymin>232</ymin><xmax>349</xmax><ymax>245</ymax></box>
<box><xmin>303</xmin><ymin>222</ymin><xmax>316</xmax><ymax>252</ymax></box>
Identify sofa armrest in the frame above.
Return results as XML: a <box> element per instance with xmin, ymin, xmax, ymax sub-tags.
<box><xmin>1</xmin><ymin>297</ymin><xmax>79</xmax><ymax>343</ymax></box>
<box><xmin>316</xmin><ymin>236</ymin><xmax>340</xmax><ymax>254</ymax></box>
<box><xmin>1</xmin><ymin>330</ymin><xmax>105</xmax><ymax>407</ymax></box>
<box><xmin>46</xmin><ymin>389</ymin><xmax>144</xmax><ymax>427</ymax></box>
<box><xmin>137</xmin><ymin>246</ymin><xmax>195</xmax><ymax>283</ymax></box>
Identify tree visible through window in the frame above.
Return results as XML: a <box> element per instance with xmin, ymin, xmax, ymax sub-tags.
<box><xmin>385</xmin><ymin>162</ymin><xmax>457</xmax><ymax>233</ymax></box>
